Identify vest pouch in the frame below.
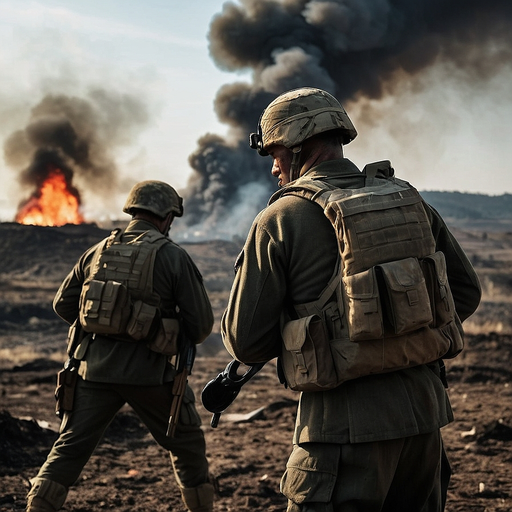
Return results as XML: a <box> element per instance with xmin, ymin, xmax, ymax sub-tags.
<box><xmin>281</xmin><ymin>314</ymin><xmax>336</xmax><ymax>392</ymax></box>
<box><xmin>440</xmin><ymin>314</ymin><xmax>464</xmax><ymax>358</ymax></box>
<box><xmin>377</xmin><ymin>258</ymin><xmax>433</xmax><ymax>335</ymax></box>
<box><xmin>421</xmin><ymin>251</ymin><xmax>456</xmax><ymax>328</ymax></box>
<box><xmin>79</xmin><ymin>279</ymin><xmax>131</xmax><ymax>334</ymax></box>
<box><xmin>343</xmin><ymin>268</ymin><xmax>383</xmax><ymax>341</ymax></box>
<box><xmin>147</xmin><ymin>318</ymin><xmax>180</xmax><ymax>356</ymax></box>
<box><xmin>126</xmin><ymin>300</ymin><xmax>158</xmax><ymax>340</ymax></box>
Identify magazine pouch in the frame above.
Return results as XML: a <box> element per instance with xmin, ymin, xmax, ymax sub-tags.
<box><xmin>126</xmin><ymin>300</ymin><xmax>158</xmax><ymax>340</ymax></box>
<box><xmin>343</xmin><ymin>268</ymin><xmax>383</xmax><ymax>341</ymax></box>
<box><xmin>147</xmin><ymin>318</ymin><xmax>180</xmax><ymax>356</ymax></box>
<box><xmin>79</xmin><ymin>279</ymin><xmax>131</xmax><ymax>334</ymax></box>
<box><xmin>377</xmin><ymin>258</ymin><xmax>433</xmax><ymax>335</ymax></box>
<box><xmin>281</xmin><ymin>314</ymin><xmax>336</xmax><ymax>391</ymax></box>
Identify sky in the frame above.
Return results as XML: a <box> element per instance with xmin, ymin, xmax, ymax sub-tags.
<box><xmin>0</xmin><ymin>0</ymin><xmax>234</xmax><ymax>222</ymax></box>
<box><xmin>1</xmin><ymin>0</ymin><xmax>511</xmax><ymax>228</ymax></box>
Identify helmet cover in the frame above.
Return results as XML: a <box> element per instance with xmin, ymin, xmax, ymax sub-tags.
<box><xmin>123</xmin><ymin>180</ymin><xmax>183</xmax><ymax>218</ymax></box>
<box><xmin>250</xmin><ymin>87</ymin><xmax>357</xmax><ymax>155</ymax></box>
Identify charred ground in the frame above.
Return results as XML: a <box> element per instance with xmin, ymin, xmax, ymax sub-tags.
<box><xmin>0</xmin><ymin>222</ymin><xmax>511</xmax><ymax>512</ymax></box>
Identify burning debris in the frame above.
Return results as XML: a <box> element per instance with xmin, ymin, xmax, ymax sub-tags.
<box><xmin>14</xmin><ymin>151</ymin><xmax>84</xmax><ymax>227</ymax></box>
<box><xmin>178</xmin><ymin>0</ymin><xmax>512</xmax><ymax>240</ymax></box>
<box><xmin>5</xmin><ymin>91</ymin><xmax>148</xmax><ymax>227</ymax></box>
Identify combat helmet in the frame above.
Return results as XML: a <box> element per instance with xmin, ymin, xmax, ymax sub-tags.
<box><xmin>249</xmin><ymin>87</ymin><xmax>357</xmax><ymax>157</ymax></box>
<box><xmin>123</xmin><ymin>180</ymin><xmax>184</xmax><ymax>218</ymax></box>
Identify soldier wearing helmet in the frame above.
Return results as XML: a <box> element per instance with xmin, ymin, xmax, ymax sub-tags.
<box><xmin>221</xmin><ymin>88</ymin><xmax>481</xmax><ymax>511</ymax></box>
<box><xmin>27</xmin><ymin>181</ymin><xmax>215</xmax><ymax>512</ymax></box>
<box><xmin>123</xmin><ymin>180</ymin><xmax>184</xmax><ymax>219</ymax></box>
<box><xmin>250</xmin><ymin>87</ymin><xmax>357</xmax><ymax>183</ymax></box>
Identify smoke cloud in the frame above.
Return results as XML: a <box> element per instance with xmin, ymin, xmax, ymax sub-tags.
<box><xmin>179</xmin><ymin>0</ymin><xmax>512</xmax><ymax>239</ymax></box>
<box><xmin>4</xmin><ymin>89</ymin><xmax>149</xmax><ymax>217</ymax></box>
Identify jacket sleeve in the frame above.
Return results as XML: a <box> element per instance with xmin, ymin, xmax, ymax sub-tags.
<box><xmin>221</xmin><ymin>214</ymin><xmax>286</xmax><ymax>364</ymax></box>
<box><xmin>53</xmin><ymin>266</ymin><xmax>82</xmax><ymax>325</ymax></box>
<box><xmin>426</xmin><ymin>204</ymin><xmax>482</xmax><ymax>322</ymax></box>
<box><xmin>52</xmin><ymin>244</ymin><xmax>99</xmax><ymax>325</ymax></box>
<box><xmin>221</xmin><ymin>197</ymin><xmax>338</xmax><ymax>364</ymax></box>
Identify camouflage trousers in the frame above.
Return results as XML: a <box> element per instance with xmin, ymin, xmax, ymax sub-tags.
<box><xmin>281</xmin><ymin>430</ymin><xmax>449</xmax><ymax>512</ymax></box>
<box><xmin>34</xmin><ymin>377</ymin><xmax>209</xmax><ymax>489</ymax></box>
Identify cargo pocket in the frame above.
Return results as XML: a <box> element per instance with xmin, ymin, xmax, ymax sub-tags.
<box><xmin>280</xmin><ymin>444</ymin><xmax>339</xmax><ymax>511</ymax></box>
<box><xmin>377</xmin><ymin>258</ymin><xmax>433</xmax><ymax>335</ymax></box>
<box><xmin>179</xmin><ymin>385</ymin><xmax>201</xmax><ymax>426</ymax></box>
<box><xmin>343</xmin><ymin>267</ymin><xmax>383</xmax><ymax>341</ymax></box>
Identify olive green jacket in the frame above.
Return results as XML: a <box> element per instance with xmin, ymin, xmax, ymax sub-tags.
<box><xmin>222</xmin><ymin>159</ymin><xmax>481</xmax><ymax>444</ymax></box>
<box><xmin>53</xmin><ymin>219</ymin><xmax>214</xmax><ymax>385</ymax></box>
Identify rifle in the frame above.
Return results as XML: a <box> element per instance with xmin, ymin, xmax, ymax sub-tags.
<box><xmin>55</xmin><ymin>320</ymin><xmax>84</xmax><ymax>418</ymax></box>
<box><xmin>201</xmin><ymin>360</ymin><xmax>265</xmax><ymax>428</ymax></box>
<box><xmin>166</xmin><ymin>339</ymin><xmax>196</xmax><ymax>437</ymax></box>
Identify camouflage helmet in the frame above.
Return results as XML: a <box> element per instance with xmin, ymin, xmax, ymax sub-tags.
<box><xmin>250</xmin><ymin>87</ymin><xmax>357</xmax><ymax>156</ymax></box>
<box><xmin>123</xmin><ymin>180</ymin><xmax>183</xmax><ymax>218</ymax></box>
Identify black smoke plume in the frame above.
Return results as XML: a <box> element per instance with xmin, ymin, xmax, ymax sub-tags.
<box><xmin>4</xmin><ymin>90</ymin><xmax>148</xmax><ymax>218</ymax></box>
<box><xmin>179</xmin><ymin>0</ymin><xmax>512</xmax><ymax>239</ymax></box>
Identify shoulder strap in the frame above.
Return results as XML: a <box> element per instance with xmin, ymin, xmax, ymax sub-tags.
<box><xmin>293</xmin><ymin>257</ymin><xmax>342</xmax><ymax>318</ymax></box>
<box><xmin>126</xmin><ymin>229</ymin><xmax>168</xmax><ymax>247</ymax></box>
<box><xmin>87</xmin><ymin>229</ymin><xmax>121</xmax><ymax>284</ymax></box>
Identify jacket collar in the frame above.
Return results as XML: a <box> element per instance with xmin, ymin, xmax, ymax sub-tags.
<box><xmin>300</xmin><ymin>158</ymin><xmax>361</xmax><ymax>181</ymax></box>
<box><xmin>125</xmin><ymin>218</ymin><xmax>161</xmax><ymax>233</ymax></box>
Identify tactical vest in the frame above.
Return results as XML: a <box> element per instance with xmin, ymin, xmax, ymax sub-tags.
<box><xmin>79</xmin><ymin>229</ymin><xmax>169</xmax><ymax>341</ymax></box>
<box><xmin>271</xmin><ymin>162</ymin><xmax>464</xmax><ymax>392</ymax></box>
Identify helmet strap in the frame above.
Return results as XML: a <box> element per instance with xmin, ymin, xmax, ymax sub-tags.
<box><xmin>290</xmin><ymin>145</ymin><xmax>302</xmax><ymax>182</ymax></box>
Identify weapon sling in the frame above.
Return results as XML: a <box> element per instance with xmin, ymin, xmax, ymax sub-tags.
<box><xmin>166</xmin><ymin>342</ymin><xmax>196</xmax><ymax>437</ymax></box>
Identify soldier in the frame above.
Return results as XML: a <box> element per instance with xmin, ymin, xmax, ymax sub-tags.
<box><xmin>221</xmin><ymin>88</ymin><xmax>482</xmax><ymax>511</ymax></box>
<box><xmin>26</xmin><ymin>181</ymin><xmax>215</xmax><ymax>512</ymax></box>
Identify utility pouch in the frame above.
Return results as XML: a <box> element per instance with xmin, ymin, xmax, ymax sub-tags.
<box><xmin>147</xmin><ymin>318</ymin><xmax>180</xmax><ymax>356</ymax></box>
<box><xmin>421</xmin><ymin>251</ymin><xmax>456</xmax><ymax>328</ymax></box>
<box><xmin>55</xmin><ymin>362</ymin><xmax>79</xmax><ymax>418</ymax></box>
<box><xmin>439</xmin><ymin>316</ymin><xmax>464</xmax><ymax>358</ymax></box>
<box><xmin>377</xmin><ymin>258</ymin><xmax>433</xmax><ymax>335</ymax></box>
<box><xmin>281</xmin><ymin>314</ymin><xmax>336</xmax><ymax>391</ymax></box>
<box><xmin>79</xmin><ymin>279</ymin><xmax>131</xmax><ymax>334</ymax></box>
<box><xmin>126</xmin><ymin>300</ymin><xmax>158</xmax><ymax>340</ymax></box>
<box><xmin>343</xmin><ymin>268</ymin><xmax>383</xmax><ymax>341</ymax></box>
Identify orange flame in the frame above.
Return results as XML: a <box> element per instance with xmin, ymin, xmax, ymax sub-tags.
<box><xmin>15</xmin><ymin>167</ymin><xmax>84</xmax><ymax>226</ymax></box>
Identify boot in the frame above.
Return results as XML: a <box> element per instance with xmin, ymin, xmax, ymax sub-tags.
<box><xmin>180</xmin><ymin>481</ymin><xmax>215</xmax><ymax>512</ymax></box>
<box><xmin>26</xmin><ymin>478</ymin><xmax>67</xmax><ymax>512</ymax></box>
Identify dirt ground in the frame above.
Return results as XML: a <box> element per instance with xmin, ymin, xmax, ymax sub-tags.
<box><xmin>0</xmin><ymin>222</ymin><xmax>511</xmax><ymax>511</ymax></box>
